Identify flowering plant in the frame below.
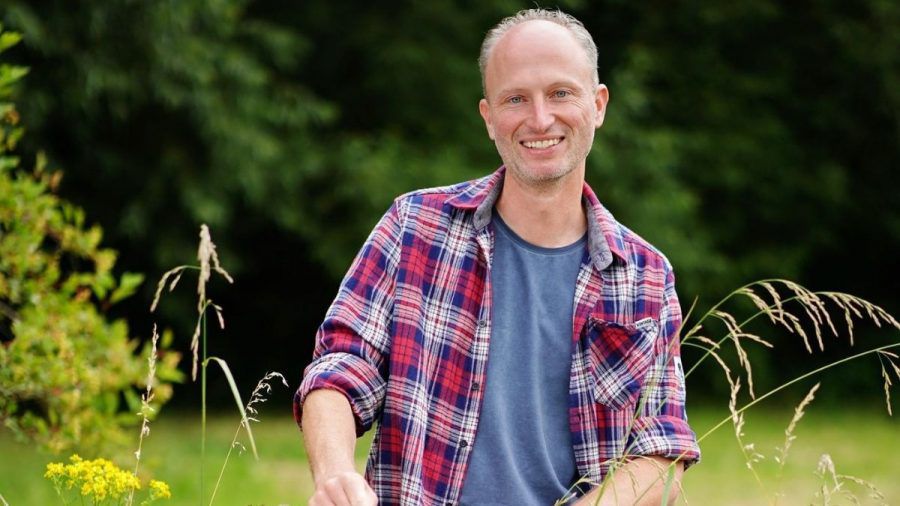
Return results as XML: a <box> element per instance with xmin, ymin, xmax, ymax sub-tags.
<box><xmin>44</xmin><ymin>455</ymin><xmax>171</xmax><ymax>505</ymax></box>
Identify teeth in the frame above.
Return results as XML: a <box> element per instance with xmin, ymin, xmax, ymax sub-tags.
<box><xmin>523</xmin><ymin>138</ymin><xmax>561</xmax><ymax>149</ymax></box>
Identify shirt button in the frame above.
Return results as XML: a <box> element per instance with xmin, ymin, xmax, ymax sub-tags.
<box><xmin>471</xmin><ymin>382</ymin><xmax>481</xmax><ymax>392</ymax></box>
<box><xmin>459</xmin><ymin>439</ymin><xmax>469</xmax><ymax>448</ymax></box>
<box><xmin>477</xmin><ymin>319</ymin><xmax>488</xmax><ymax>328</ymax></box>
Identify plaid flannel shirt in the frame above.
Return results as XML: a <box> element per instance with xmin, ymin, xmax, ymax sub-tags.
<box><xmin>294</xmin><ymin>167</ymin><xmax>700</xmax><ymax>505</ymax></box>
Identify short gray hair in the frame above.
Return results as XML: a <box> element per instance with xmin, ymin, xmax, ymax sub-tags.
<box><xmin>479</xmin><ymin>9</ymin><xmax>599</xmax><ymax>96</ymax></box>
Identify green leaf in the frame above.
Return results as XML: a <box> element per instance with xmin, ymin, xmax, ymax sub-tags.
<box><xmin>109</xmin><ymin>272</ymin><xmax>144</xmax><ymax>304</ymax></box>
<box><xmin>0</xmin><ymin>31</ymin><xmax>21</xmax><ymax>53</ymax></box>
<box><xmin>205</xmin><ymin>356</ymin><xmax>258</xmax><ymax>459</ymax></box>
<box><xmin>123</xmin><ymin>388</ymin><xmax>141</xmax><ymax>414</ymax></box>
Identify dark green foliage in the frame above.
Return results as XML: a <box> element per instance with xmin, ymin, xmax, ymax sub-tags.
<box><xmin>1</xmin><ymin>1</ymin><xmax>897</xmax><ymax>401</ymax></box>
<box><xmin>581</xmin><ymin>1</ymin><xmax>900</xmax><ymax>304</ymax></box>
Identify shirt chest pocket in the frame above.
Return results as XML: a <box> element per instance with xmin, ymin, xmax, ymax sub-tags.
<box><xmin>584</xmin><ymin>317</ymin><xmax>659</xmax><ymax>411</ymax></box>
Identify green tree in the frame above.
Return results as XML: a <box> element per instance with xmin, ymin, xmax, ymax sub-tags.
<box><xmin>580</xmin><ymin>1</ymin><xmax>900</xmax><ymax>301</ymax></box>
<box><xmin>0</xmin><ymin>26</ymin><xmax>181</xmax><ymax>454</ymax></box>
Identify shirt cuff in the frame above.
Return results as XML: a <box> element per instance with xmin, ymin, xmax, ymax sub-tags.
<box><xmin>626</xmin><ymin>414</ymin><xmax>701</xmax><ymax>468</ymax></box>
<box><xmin>293</xmin><ymin>352</ymin><xmax>386</xmax><ymax>436</ymax></box>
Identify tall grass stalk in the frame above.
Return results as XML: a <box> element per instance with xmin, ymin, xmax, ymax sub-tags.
<box><xmin>201</xmin><ymin>309</ymin><xmax>207</xmax><ymax>499</ymax></box>
<box><xmin>815</xmin><ymin>453</ymin><xmax>888</xmax><ymax>505</ymax></box>
<box><xmin>208</xmin><ymin>372</ymin><xmax>288</xmax><ymax>505</ymax></box>
<box><xmin>150</xmin><ymin>224</ymin><xmax>273</xmax><ymax>503</ymax></box>
<box><xmin>773</xmin><ymin>382</ymin><xmax>819</xmax><ymax>489</ymax></box>
<box><xmin>127</xmin><ymin>324</ymin><xmax>161</xmax><ymax>506</ymax></box>
<box><xmin>878</xmin><ymin>350</ymin><xmax>900</xmax><ymax>416</ymax></box>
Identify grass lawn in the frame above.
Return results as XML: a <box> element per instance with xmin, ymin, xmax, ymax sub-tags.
<box><xmin>684</xmin><ymin>406</ymin><xmax>899</xmax><ymax>505</ymax></box>
<box><xmin>0</xmin><ymin>405</ymin><xmax>897</xmax><ymax>505</ymax></box>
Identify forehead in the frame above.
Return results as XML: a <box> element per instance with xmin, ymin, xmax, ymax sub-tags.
<box><xmin>484</xmin><ymin>20</ymin><xmax>593</xmax><ymax>93</ymax></box>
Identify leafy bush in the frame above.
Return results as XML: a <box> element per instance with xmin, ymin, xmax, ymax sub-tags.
<box><xmin>0</xmin><ymin>26</ymin><xmax>181</xmax><ymax>455</ymax></box>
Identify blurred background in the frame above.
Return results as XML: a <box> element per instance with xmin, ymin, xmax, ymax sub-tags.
<box><xmin>1</xmin><ymin>0</ymin><xmax>898</xmax><ymax>503</ymax></box>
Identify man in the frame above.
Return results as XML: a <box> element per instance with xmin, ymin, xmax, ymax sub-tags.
<box><xmin>295</xmin><ymin>9</ymin><xmax>700</xmax><ymax>505</ymax></box>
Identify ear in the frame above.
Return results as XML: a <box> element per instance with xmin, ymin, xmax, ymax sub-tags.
<box><xmin>594</xmin><ymin>84</ymin><xmax>610</xmax><ymax>129</ymax></box>
<box><xmin>479</xmin><ymin>98</ymin><xmax>495</xmax><ymax>140</ymax></box>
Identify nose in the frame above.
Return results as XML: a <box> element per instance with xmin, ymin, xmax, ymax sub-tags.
<box><xmin>525</xmin><ymin>98</ymin><xmax>554</xmax><ymax>132</ymax></box>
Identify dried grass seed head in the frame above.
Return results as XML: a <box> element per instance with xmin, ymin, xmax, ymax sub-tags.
<box><xmin>197</xmin><ymin>224</ymin><xmax>233</xmax><ymax>308</ymax></box>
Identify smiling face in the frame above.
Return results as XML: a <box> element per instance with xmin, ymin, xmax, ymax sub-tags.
<box><xmin>479</xmin><ymin>20</ymin><xmax>608</xmax><ymax>187</ymax></box>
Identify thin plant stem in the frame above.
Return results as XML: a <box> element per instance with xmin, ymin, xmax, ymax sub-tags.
<box><xmin>200</xmin><ymin>310</ymin><xmax>208</xmax><ymax>505</ymax></box>
<box><xmin>128</xmin><ymin>326</ymin><xmax>159</xmax><ymax>506</ymax></box>
<box><xmin>209</xmin><ymin>425</ymin><xmax>242</xmax><ymax>505</ymax></box>
<box><xmin>130</xmin><ymin>429</ymin><xmax>147</xmax><ymax>506</ymax></box>
<box><xmin>208</xmin><ymin>371</ymin><xmax>284</xmax><ymax>505</ymax></box>
<box><xmin>697</xmin><ymin>342</ymin><xmax>900</xmax><ymax>444</ymax></box>
<box><xmin>734</xmin><ymin>420</ymin><xmax>769</xmax><ymax>505</ymax></box>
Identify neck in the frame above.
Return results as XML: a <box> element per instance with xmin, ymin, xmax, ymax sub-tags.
<box><xmin>495</xmin><ymin>167</ymin><xmax>587</xmax><ymax>248</ymax></box>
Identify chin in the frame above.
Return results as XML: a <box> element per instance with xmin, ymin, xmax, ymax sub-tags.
<box><xmin>512</xmin><ymin>164</ymin><xmax>574</xmax><ymax>185</ymax></box>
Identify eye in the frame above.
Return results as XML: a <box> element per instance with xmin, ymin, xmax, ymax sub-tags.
<box><xmin>506</xmin><ymin>95</ymin><xmax>524</xmax><ymax>105</ymax></box>
<box><xmin>553</xmin><ymin>90</ymin><xmax>570</xmax><ymax>99</ymax></box>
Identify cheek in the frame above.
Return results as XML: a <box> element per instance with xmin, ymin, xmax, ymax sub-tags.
<box><xmin>577</xmin><ymin>109</ymin><xmax>598</xmax><ymax>130</ymax></box>
<box><xmin>492</xmin><ymin>111</ymin><xmax>525</xmax><ymax>138</ymax></box>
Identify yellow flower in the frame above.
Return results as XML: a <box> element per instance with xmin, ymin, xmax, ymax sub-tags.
<box><xmin>44</xmin><ymin>462</ymin><xmax>65</xmax><ymax>480</ymax></box>
<box><xmin>64</xmin><ymin>456</ymin><xmax>81</xmax><ymax>481</ymax></box>
<box><xmin>149</xmin><ymin>479</ymin><xmax>172</xmax><ymax>500</ymax></box>
<box><xmin>44</xmin><ymin>454</ymin><xmax>166</xmax><ymax>504</ymax></box>
<box><xmin>92</xmin><ymin>478</ymin><xmax>109</xmax><ymax>501</ymax></box>
<box><xmin>112</xmin><ymin>469</ymin><xmax>140</xmax><ymax>495</ymax></box>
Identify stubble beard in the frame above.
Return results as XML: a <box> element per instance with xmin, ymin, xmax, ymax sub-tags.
<box><xmin>497</xmin><ymin>141</ymin><xmax>589</xmax><ymax>190</ymax></box>
<box><xmin>508</xmin><ymin>161</ymin><xmax>572</xmax><ymax>188</ymax></box>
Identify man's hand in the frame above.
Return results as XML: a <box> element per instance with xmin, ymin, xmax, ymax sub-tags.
<box><xmin>310</xmin><ymin>470</ymin><xmax>377</xmax><ymax>506</ymax></box>
<box><xmin>302</xmin><ymin>389</ymin><xmax>378</xmax><ymax>505</ymax></box>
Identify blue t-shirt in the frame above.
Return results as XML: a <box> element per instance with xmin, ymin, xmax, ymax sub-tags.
<box><xmin>459</xmin><ymin>212</ymin><xmax>587</xmax><ymax>505</ymax></box>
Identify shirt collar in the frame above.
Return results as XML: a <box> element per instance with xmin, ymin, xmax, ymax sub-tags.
<box><xmin>445</xmin><ymin>166</ymin><xmax>627</xmax><ymax>271</ymax></box>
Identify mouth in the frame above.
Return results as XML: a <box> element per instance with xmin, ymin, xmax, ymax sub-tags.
<box><xmin>520</xmin><ymin>137</ymin><xmax>564</xmax><ymax>150</ymax></box>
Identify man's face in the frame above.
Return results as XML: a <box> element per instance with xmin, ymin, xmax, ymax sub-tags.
<box><xmin>479</xmin><ymin>21</ymin><xmax>608</xmax><ymax>186</ymax></box>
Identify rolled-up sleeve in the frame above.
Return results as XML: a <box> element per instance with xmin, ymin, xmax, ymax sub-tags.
<box><xmin>626</xmin><ymin>265</ymin><xmax>701</xmax><ymax>466</ymax></box>
<box><xmin>293</xmin><ymin>201</ymin><xmax>403</xmax><ymax>436</ymax></box>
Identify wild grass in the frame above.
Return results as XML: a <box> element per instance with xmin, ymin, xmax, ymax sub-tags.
<box><xmin>1</xmin><ymin>407</ymin><xmax>897</xmax><ymax>504</ymax></box>
<box><xmin>129</xmin><ymin>324</ymin><xmax>161</xmax><ymax>505</ymax></box>
<box><xmin>681</xmin><ymin>280</ymin><xmax>899</xmax><ymax>505</ymax></box>
<box><xmin>207</xmin><ymin>371</ymin><xmax>288</xmax><ymax>505</ymax></box>
<box><xmin>682</xmin><ymin>406</ymin><xmax>900</xmax><ymax>505</ymax></box>
<box><xmin>13</xmin><ymin>224</ymin><xmax>281</xmax><ymax>505</ymax></box>
<box><xmin>148</xmin><ymin>224</ymin><xmax>286</xmax><ymax>504</ymax></box>
<box><xmin>572</xmin><ymin>279</ymin><xmax>900</xmax><ymax>505</ymax></box>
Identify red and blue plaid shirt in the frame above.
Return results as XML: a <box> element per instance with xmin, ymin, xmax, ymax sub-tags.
<box><xmin>295</xmin><ymin>167</ymin><xmax>700</xmax><ymax>505</ymax></box>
